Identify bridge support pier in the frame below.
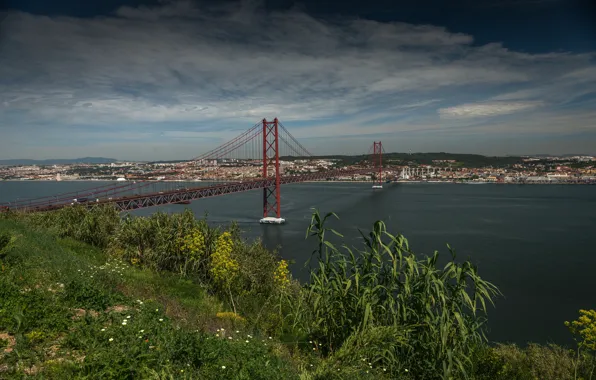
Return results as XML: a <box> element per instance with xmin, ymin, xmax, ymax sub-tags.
<box><xmin>260</xmin><ymin>118</ymin><xmax>285</xmax><ymax>225</ymax></box>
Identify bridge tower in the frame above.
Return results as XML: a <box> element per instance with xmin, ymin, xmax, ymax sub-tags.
<box><xmin>260</xmin><ymin>118</ymin><xmax>285</xmax><ymax>224</ymax></box>
<box><xmin>372</xmin><ymin>141</ymin><xmax>383</xmax><ymax>189</ymax></box>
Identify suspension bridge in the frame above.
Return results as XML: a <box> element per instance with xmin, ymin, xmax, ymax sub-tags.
<box><xmin>1</xmin><ymin>118</ymin><xmax>386</xmax><ymax>224</ymax></box>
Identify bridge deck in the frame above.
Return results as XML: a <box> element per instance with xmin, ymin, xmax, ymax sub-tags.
<box><xmin>9</xmin><ymin>168</ymin><xmax>373</xmax><ymax>213</ymax></box>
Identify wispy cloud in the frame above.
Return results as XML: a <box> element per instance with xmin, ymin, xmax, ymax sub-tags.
<box><xmin>0</xmin><ymin>0</ymin><xmax>595</xmax><ymax>159</ymax></box>
<box><xmin>438</xmin><ymin>101</ymin><xmax>544</xmax><ymax>118</ymax></box>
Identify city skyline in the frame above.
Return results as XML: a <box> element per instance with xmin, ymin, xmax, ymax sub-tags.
<box><xmin>1</xmin><ymin>0</ymin><xmax>595</xmax><ymax>160</ymax></box>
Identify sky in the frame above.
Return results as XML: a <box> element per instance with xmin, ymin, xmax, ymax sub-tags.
<box><xmin>1</xmin><ymin>0</ymin><xmax>595</xmax><ymax>160</ymax></box>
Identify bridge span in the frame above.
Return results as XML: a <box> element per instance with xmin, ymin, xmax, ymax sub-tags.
<box><xmin>1</xmin><ymin>118</ymin><xmax>386</xmax><ymax>224</ymax></box>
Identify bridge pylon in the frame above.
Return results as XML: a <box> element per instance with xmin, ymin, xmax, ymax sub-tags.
<box><xmin>259</xmin><ymin>118</ymin><xmax>285</xmax><ymax>224</ymax></box>
<box><xmin>372</xmin><ymin>141</ymin><xmax>383</xmax><ymax>189</ymax></box>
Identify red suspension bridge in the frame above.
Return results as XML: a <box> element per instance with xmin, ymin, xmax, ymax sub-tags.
<box><xmin>1</xmin><ymin>118</ymin><xmax>387</xmax><ymax>224</ymax></box>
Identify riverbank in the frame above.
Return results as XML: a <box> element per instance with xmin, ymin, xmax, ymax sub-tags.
<box><xmin>1</xmin><ymin>207</ymin><xmax>595</xmax><ymax>379</ymax></box>
<box><xmin>3</xmin><ymin>178</ymin><xmax>594</xmax><ymax>185</ymax></box>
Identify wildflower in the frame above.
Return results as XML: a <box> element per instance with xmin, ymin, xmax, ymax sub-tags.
<box><xmin>215</xmin><ymin>334</ymin><xmax>219</xmax><ymax>337</ymax></box>
<box><xmin>268</xmin><ymin>336</ymin><xmax>272</xmax><ymax>340</ymax></box>
<box><xmin>221</xmin><ymin>366</ymin><xmax>226</xmax><ymax>369</ymax></box>
<box><xmin>122</xmin><ymin>322</ymin><xmax>127</xmax><ymax>325</ymax></box>
<box><xmin>216</xmin><ymin>312</ymin><xmax>245</xmax><ymax>323</ymax></box>
<box><xmin>236</xmin><ymin>330</ymin><xmax>240</xmax><ymax>333</ymax></box>
<box><xmin>101</xmin><ymin>328</ymin><xmax>106</xmax><ymax>332</ymax></box>
<box><xmin>109</xmin><ymin>338</ymin><xmax>114</xmax><ymax>342</ymax></box>
<box><xmin>138</xmin><ymin>336</ymin><xmax>142</xmax><ymax>339</ymax></box>
<box><xmin>155</xmin><ymin>309</ymin><xmax>159</xmax><ymax>312</ymax></box>
<box><xmin>566</xmin><ymin>309</ymin><xmax>596</xmax><ymax>351</ymax></box>
<box><xmin>210</xmin><ymin>232</ymin><xmax>239</xmax><ymax>287</ymax></box>
<box><xmin>273</xmin><ymin>259</ymin><xmax>290</xmax><ymax>289</ymax></box>
<box><xmin>247</xmin><ymin>335</ymin><xmax>252</xmax><ymax>338</ymax></box>
<box><xmin>139</xmin><ymin>329</ymin><xmax>144</xmax><ymax>333</ymax></box>
<box><xmin>159</xmin><ymin>318</ymin><xmax>163</xmax><ymax>322</ymax></box>
<box><xmin>245</xmin><ymin>340</ymin><xmax>249</xmax><ymax>343</ymax></box>
<box><xmin>405</xmin><ymin>369</ymin><xmax>409</xmax><ymax>372</ymax></box>
<box><xmin>126</xmin><ymin>315</ymin><xmax>131</xmax><ymax>319</ymax></box>
<box><xmin>228</xmin><ymin>337</ymin><xmax>233</xmax><ymax>340</ymax></box>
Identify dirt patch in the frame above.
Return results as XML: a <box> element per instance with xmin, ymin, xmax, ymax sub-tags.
<box><xmin>105</xmin><ymin>305</ymin><xmax>130</xmax><ymax>313</ymax></box>
<box><xmin>0</xmin><ymin>332</ymin><xmax>16</xmax><ymax>354</ymax></box>
<box><xmin>71</xmin><ymin>308</ymin><xmax>99</xmax><ymax>320</ymax></box>
<box><xmin>47</xmin><ymin>344</ymin><xmax>61</xmax><ymax>358</ymax></box>
<box><xmin>23</xmin><ymin>365</ymin><xmax>39</xmax><ymax>375</ymax></box>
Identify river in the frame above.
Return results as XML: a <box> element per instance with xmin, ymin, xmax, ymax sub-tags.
<box><xmin>1</xmin><ymin>180</ymin><xmax>595</xmax><ymax>347</ymax></box>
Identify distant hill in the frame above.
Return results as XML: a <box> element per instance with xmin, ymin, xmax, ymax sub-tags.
<box><xmin>0</xmin><ymin>157</ymin><xmax>120</xmax><ymax>166</ymax></box>
<box><xmin>294</xmin><ymin>152</ymin><xmax>525</xmax><ymax>168</ymax></box>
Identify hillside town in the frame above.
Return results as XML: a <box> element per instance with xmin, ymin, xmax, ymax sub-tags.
<box><xmin>0</xmin><ymin>155</ymin><xmax>594</xmax><ymax>184</ymax></box>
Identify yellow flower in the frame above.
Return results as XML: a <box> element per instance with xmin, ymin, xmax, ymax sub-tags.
<box><xmin>216</xmin><ymin>311</ymin><xmax>246</xmax><ymax>323</ymax></box>
<box><xmin>566</xmin><ymin>309</ymin><xmax>596</xmax><ymax>351</ymax></box>
<box><xmin>178</xmin><ymin>228</ymin><xmax>206</xmax><ymax>259</ymax></box>
<box><xmin>210</xmin><ymin>232</ymin><xmax>238</xmax><ymax>287</ymax></box>
<box><xmin>273</xmin><ymin>259</ymin><xmax>290</xmax><ymax>289</ymax></box>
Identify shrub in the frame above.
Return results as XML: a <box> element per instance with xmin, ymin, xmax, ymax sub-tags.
<box><xmin>24</xmin><ymin>205</ymin><xmax>120</xmax><ymax>248</ymax></box>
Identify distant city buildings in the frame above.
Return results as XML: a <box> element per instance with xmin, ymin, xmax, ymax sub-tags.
<box><xmin>0</xmin><ymin>155</ymin><xmax>594</xmax><ymax>184</ymax></box>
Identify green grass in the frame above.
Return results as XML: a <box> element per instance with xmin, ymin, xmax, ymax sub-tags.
<box><xmin>0</xmin><ymin>218</ymin><xmax>302</xmax><ymax>379</ymax></box>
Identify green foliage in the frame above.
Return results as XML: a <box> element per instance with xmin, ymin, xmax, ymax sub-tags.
<box><xmin>470</xmin><ymin>343</ymin><xmax>596</xmax><ymax>380</ymax></box>
<box><xmin>0</xmin><ymin>231</ymin><xmax>17</xmax><ymax>256</ymax></box>
<box><xmin>291</xmin><ymin>209</ymin><xmax>500</xmax><ymax>379</ymax></box>
<box><xmin>566</xmin><ymin>309</ymin><xmax>596</xmax><ymax>351</ymax></box>
<box><xmin>0</xmin><ymin>218</ymin><xmax>299</xmax><ymax>379</ymax></box>
<box><xmin>22</xmin><ymin>204</ymin><xmax>120</xmax><ymax>247</ymax></box>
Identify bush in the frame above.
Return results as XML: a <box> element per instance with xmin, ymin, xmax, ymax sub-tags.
<box><xmin>22</xmin><ymin>205</ymin><xmax>119</xmax><ymax>248</ymax></box>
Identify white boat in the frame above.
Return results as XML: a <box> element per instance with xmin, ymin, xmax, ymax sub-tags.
<box><xmin>372</xmin><ymin>185</ymin><xmax>383</xmax><ymax>189</ymax></box>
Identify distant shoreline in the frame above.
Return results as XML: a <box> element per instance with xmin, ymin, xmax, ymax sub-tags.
<box><xmin>1</xmin><ymin>179</ymin><xmax>593</xmax><ymax>185</ymax></box>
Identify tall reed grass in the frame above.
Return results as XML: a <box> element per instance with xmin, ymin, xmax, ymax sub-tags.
<box><xmin>288</xmin><ymin>209</ymin><xmax>501</xmax><ymax>379</ymax></box>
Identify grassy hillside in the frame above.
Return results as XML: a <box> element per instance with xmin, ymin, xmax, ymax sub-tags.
<box><xmin>0</xmin><ymin>218</ymin><xmax>302</xmax><ymax>379</ymax></box>
<box><xmin>1</xmin><ymin>207</ymin><xmax>595</xmax><ymax>379</ymax></box>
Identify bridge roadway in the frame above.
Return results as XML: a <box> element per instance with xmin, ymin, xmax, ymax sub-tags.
<box><xmin>12</xmin><ymin>168</ymin><xmax>375</xmax><ymax>213</ymax></box>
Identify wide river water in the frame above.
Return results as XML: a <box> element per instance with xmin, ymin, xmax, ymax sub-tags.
<box><xmin>1</xmin><ymin>180</ymin><xmax>595</xmax><ymax>346</ymax></box>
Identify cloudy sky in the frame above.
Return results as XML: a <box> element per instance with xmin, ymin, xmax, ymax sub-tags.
<box><xmin>1</xmin><ymin>0</ymin><xmax>595</xmax><ymax>160</ymax></box>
